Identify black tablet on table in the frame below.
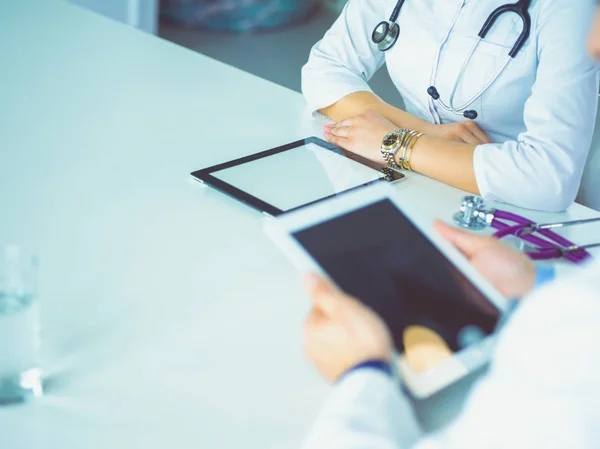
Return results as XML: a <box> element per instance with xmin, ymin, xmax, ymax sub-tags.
<box><xmin>191</xmin><ymin>137</ymin><xmax>404</xmax><ymax>216</ymax></box>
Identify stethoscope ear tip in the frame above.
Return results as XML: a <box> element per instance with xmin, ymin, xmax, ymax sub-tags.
<box><xmin>427</xmin><ymin>87</ymin><xmax>478</xmax><ymax>120</ymax></box>
<box><xmin>427</xmin><ymin>86</ymin><xmax>440</xmax><ymax>100</ymax></box>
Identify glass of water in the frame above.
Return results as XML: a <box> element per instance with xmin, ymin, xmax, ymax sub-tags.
<box><xmin>0</xmin><ymin>246</ymin><xmax>42</xmax><ymax>403</ymax></box>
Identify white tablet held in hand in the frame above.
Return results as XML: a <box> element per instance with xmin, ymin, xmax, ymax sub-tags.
<box><xmin>264</xmin><ymin>184</ymin><xmax>507</xmax><ymax>398</ymax></box>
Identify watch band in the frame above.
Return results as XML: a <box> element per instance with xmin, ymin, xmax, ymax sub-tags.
<box><xmin>381</xmin><ymin>128</ymin><xmax>408</xmax><ymax>170</ymax></box>
<box><xmin>391</xmin><ymin>128</ymin><xmax>409</xmax><ymax>168</ymax></box>
<box><xmin>380</xmin><ymin>133</ymin><xmax>397</xmax><ymax>168</ymax></box>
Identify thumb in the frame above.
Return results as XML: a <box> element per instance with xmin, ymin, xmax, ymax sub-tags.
<box><xmin>303</xmin><ymin>274</ymin><xmax>344</xmax><ymax>316</ymax></box>
<box><xmin>434</xmin><ymin>220</ymin><xmax>495</xmax><ymax>259</ymax></box>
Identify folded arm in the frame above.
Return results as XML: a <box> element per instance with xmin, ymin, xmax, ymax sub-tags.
<box><xmin>307</xmin><ymin>0</ymin><xmax>598</xmax><ymax>211</ymax></box>
<box><xmin>301</xmin><ymin>2</ymin><xmax>478</xmax><ymax>142</ymax></box>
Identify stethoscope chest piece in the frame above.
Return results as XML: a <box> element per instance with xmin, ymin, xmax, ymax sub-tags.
<box><xmin>372</xmin><ymin>20</ymin><xmax>400</xmax><ymax>52</ymax></box>
<box><xmin>453</xmin><ymin>196</ymin><xmax>487</xmax><ymax>230</ymax></box>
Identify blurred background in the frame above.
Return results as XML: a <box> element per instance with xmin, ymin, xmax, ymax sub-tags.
<box><xmin>68</xmin><ymin>0</ymin><xmax>402</xmax><ymax>108</ymax></box>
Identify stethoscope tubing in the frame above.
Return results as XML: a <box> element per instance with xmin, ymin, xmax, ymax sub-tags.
<box><xmin>493</xmin><ymin>222</ymin><xmax>589</xmax><ymax>263</ymax></box>
<box><xmin>526</xmin><ymin>244</ymin><xmax>600</xmax><ymax>262</ymax></box>
<box><xmin>388</xmin><ymin>0</ymin><xmax>406</xmax><ymax>22</ymax></box>
<box><xmin>376</xmin><ymin>0</ymin><xmax>532</xmax><ymax>119</ymax></box>
<box><xmin>491</xmin><ymin>210</ymin><xmax>591</xmax><ymax>264</ymax></box>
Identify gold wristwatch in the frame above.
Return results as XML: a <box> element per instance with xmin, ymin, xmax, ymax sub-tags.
<box><xmin>380</xmin><ymin>129</ymin><xmax>405</xmax><ymax>170</ymax></box>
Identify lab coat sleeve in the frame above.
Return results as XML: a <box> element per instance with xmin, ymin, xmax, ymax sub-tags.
<box><xmin>412</xmin><ymin>259</ymin><xmax>600</xmax><ymax>449</ymax></box>
<box><xmin>300</xmin><ymin>369</ymin><xmax>423</xmax><ymax>449</ymax></box>
<box><xmin>301</xmin><ymin>0</ymin><xmax>386</xmax><ymax>113</ymax></box>
<box><xmin>473</xmin><ymin>0</ymin><xmax>600</xmax><ymax>212</ymax></box>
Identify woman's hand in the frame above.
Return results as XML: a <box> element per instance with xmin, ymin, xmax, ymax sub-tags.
<box><xmin>434</xmin><ymin>221</ymin><xmax>536</xmax><ymax>299</ymax></box>
<box><xmin>425</xmin><ymin>121</ymin><xmax>492</xmax><ymax>145</ymax></box>
<box><xmin>303</xmin><ymin>275</ymin><xmax>393</xmax><ymax>383</ymax></box>
<box><xmin>324</xmin><ymin>110</ymin><xmax>492</xmax><ymax>162</ymax></box>
<box><xmin>325</xmin><ymin>110</ymin><xmax>397</xmax><ymax>163</ymax></box>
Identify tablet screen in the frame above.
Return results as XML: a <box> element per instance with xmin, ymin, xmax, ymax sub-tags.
<box><xmin>292</xmin><ymin>199</ymin><xmax>500</xmax><ymax>354</ymax></box>
<box><xmin>211</xmin><ymin>142</ymin><xmax>383</xmax><ymax>212</ymax></box>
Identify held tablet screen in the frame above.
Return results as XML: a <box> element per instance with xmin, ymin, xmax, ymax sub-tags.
<box><xmin>191</xmin><ymin>138</ymin><xmax>404</xmax><ymax>216</ymax></box>
<box><xmin>292</xmin><ymin>199</ymin><xmax>500</xmax><ymax>355</ymax></box>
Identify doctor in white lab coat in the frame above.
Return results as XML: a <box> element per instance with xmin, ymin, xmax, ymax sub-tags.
<box><xmin>302</xmin><ymin>0</ymin><xmax>599</xmax><ymax>211</ymax></box>
<box><xmin>300</xmin><ymin>221</ymin><xmax>600</xmax><ymax>449</ymax></box>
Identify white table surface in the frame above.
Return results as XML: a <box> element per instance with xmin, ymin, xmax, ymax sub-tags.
<box><xmin>1</xmin><ymin>1</ymin><xmax>599</xmax><ymax>448</ymax></box>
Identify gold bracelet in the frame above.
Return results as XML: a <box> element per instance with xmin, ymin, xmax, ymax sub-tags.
<box><xmin>398</xmin><ymin>130</ymin><xmax>420</xmax><ymax>170</ymax></box>
<box><xmin>404</xmin><ymin>132</ymin><xmax>423</xmax><ymax>171</ymax></box>
<box><xmin>401</xmin><ymin>131</ymin><xmax>417</xmax><ymax>169</ymax></box>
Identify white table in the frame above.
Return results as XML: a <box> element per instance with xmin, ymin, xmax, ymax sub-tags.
<box><xmin>1</xmin><ymin>1</ymin><xmax>599</xmax><ymax>448</ymax></box>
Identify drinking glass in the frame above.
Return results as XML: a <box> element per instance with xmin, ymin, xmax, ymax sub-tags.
<box><xmin>0</xmin><ymin>246</ymin><xmax>42</xmax><ymax>403</ymax></box>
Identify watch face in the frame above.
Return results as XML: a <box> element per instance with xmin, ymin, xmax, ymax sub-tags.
<box><xmin>383</xmin><ymin>132</ymin><xmax>399</xmax><ymax>148</ymax></box>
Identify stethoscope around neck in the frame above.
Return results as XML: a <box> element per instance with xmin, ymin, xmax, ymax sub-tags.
<box><xmin>372</xmin><ymin>0</ymin><xmax>532</xmax><ymax>120</ymax></box>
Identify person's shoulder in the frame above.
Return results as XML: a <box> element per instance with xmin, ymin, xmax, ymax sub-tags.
<box><xmin>535</xmin><ymin>0</ymin><xmax>596</xmax><ymax>21</ymax></box>
<box><xmin>532</xmin><ymin>0</ymin><xmax>596</xmax><ymax>56</ymax></box>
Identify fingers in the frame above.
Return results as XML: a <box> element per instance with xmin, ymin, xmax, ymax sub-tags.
<box><xmin>433</xmin><ymin>220</ymin><xmax>496</xmax><ymax>258</ymax></box>
<box><xmin>325</xmin><ymin>133</ymin><xmax>349</xmax><ymax>149</ymax></box>
<box><xmin>303</xmin><ymin>274</ymin><xmax>344</xmax><ymax>316</ymax></box>
<box><xmin>302</xmin><ymin>307</ymin><xmax>325</xmax><ymax>362</ymax></box>
<box><xmin>328</xmin><ymin>125</ymin><xmax>351</xmax><ymax>138</ymax></box>
<box><xmin>303</xmin><ymin>306</ymin><xmax>323</xmax><ymax>332</ymax></box>
<box><xmin>452</xmin><ymin>122</ymin><xmax>491</xmax><ymax>145</ymax></box>
<box><xmin>458</xmin><ymin>127</ymin><xmax>484</xmax><ymax>145</ymax></box>
<box><xmin>334</xmin><ymin>117</ymin><xmax>357</xmax><ymax>128</ymax></box>
<box><xmin>465</xmin><ymin>121</ymin><xmax>492</xmax><ymax>144</ymax></box>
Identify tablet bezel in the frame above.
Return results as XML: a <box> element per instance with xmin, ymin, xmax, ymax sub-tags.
<box><xmin>264</xmin><ymin>183</ymin><xmax>508</xmax><ymax>398</ymax></box>
<box><xmin>190</xmin><ymin>137</ymin><xmax>405</xmax><ymax>216</ymax></box>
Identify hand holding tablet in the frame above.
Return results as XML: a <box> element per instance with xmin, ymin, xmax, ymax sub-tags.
<box><xmin>265</xmin><ymin>185</ymin><xmax>508</xmax><ymax>398</ymax></box>
<box><xmin>303</xmin><ymin>274</ymin><xmax>395</xmax><ymax>383</ymax></box>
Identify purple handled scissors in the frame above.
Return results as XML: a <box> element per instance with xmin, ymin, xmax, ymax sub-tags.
<box><xmin>453</xmin><ymin>196</ymin><xmax>600</xmax><ymax>264</ymax></box>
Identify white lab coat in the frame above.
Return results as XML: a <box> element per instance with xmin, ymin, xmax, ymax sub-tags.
<box><xmin>301</xmin><ymin>258</ymin><xmax>600</xmax><ymax>449</ymax></box>
<box><xmin>302</xmin><ymin>0</ymin><xmax>600</xmax><ymax>211</ymax></box>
